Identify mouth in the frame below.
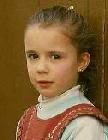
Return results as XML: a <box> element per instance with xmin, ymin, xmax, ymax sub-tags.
<box><xmin>37</xmin><ymin>81</ymin><xmax>54</xmax><ymax>88</ymax></box>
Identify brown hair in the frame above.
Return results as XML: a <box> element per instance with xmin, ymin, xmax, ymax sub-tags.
<box><xmin>25</xmin><ymin>5</ymin><xmax>97</xmax><ymax>98</ymax></box>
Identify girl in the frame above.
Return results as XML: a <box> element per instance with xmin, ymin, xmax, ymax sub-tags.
<box><xmin>16</xmin><ymin>5</ymin><xmax>108</xmax><ymax>140</ymax></box>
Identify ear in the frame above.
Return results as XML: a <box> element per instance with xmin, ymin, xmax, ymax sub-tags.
<box><xmin>78</xmin><ymin>52</ymin><xmax>90</xmax><ymax>72</ymax></box>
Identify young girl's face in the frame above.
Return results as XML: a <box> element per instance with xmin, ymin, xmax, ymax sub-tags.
<box><xmin>24</xmin><ymin>25</ymin><xmax>83</xmax><ymax>98</ymax></box>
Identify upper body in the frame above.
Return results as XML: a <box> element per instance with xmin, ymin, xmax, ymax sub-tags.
<box><xmin>16</xmin><ymin>85</ymin><xmax>108</xmax><ymax>140</ymax></box>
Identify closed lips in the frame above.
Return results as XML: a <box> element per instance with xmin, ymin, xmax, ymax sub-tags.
<box><xmin>37</xmin><ymin>81</ymin><xmax>53</xmax><ymax>83</ymax></box>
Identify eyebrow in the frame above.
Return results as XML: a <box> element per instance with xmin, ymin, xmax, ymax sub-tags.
<box><xmin>25</xmin><ymin>50</ymin><xmax>65</xmax><ymax>54</ymax></box>
<box><xmin>25</xmin><ymin>50</ymin><xmax>36</xmax><ymax>54</ymax></box>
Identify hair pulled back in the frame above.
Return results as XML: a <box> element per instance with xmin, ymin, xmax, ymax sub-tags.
<box><xmin>25</xmin><ymin>5</ymin><xmax>97</xmax><ymax>97</ymax></box>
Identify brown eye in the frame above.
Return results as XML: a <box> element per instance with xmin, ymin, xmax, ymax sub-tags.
<box><xmin>52</xmin><ymin>54</ymin><xmax>61</xmax><ymax>60</ymax></box>
<box><xmin>26</xmin><ymin>53</ymin><xmax>39</xmax><ymax>60</ymax></box>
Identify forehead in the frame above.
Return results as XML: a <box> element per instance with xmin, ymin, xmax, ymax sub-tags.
<box><xmin>24</xmin><ymin>24</ymin><xmax>76</xmax><ymax>53</ymax></box>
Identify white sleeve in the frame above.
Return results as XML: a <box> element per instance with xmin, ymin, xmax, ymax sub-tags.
<box><xmin>60</xmin><ymin>116</ymin><xmax>104</xmax><ymax>140</ymax></box>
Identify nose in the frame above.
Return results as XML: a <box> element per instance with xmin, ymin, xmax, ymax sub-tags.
<box><xmin>35</xmin><ymin>58</ymin><xmax>49</xmax><ymax>74</ymax></box>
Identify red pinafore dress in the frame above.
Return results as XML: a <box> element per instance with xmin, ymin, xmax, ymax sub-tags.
<box><xmin>16</xmin><ymin>103</ymin><xmax>108</xmax><ymax>140</ymax></box>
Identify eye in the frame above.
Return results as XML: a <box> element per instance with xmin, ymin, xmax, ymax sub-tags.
<box><xmin>26</xmin><ymin>53</ymin><xmax>39</xmax><ymax>60</ymax></box>
<box><xmin>52</xmin><ymin>54</ymin><xmax>61</xmax><ymax>60</ymax></box>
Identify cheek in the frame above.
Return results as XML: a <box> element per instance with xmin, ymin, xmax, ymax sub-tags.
<box><xmin>54</xmin><ymin>60</ymin><xmax>78</xmax><ymax>78</ymax></box>
<box><xmin>53</xmin><ymin>60</ymin><xmax>79</xmax><ymax>89</ymax></box>
<box><xmin>55</xmin><ymin>65</ymin><xmax>68</xmax><ymax>77</ymax></box>
<box><xmin>26</xmin><ymin>63</ymin><xmax>35</xmax><ymax>79</ymax></box>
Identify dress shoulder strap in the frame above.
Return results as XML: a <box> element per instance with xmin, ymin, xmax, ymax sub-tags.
<box><xmin>45</xmin><ymin>103</ymin><xmax>108</xmax><ymax>140</ymax></box>
<box><xmin>16</xmin><ymin>106</ymin><xmax>35</xmax><ymax>140</ymax></box>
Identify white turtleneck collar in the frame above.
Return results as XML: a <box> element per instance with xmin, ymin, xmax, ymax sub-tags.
<box><xmin>37</xmin><ymin>85</ymin><xmax>92</xmax><ymax>120</ymax></box>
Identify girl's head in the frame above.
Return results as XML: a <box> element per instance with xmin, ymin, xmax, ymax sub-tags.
<box><xmin>24</xmin><ymin>6</ymin><xmax>97</xmax><ymax>98</ymax></box>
